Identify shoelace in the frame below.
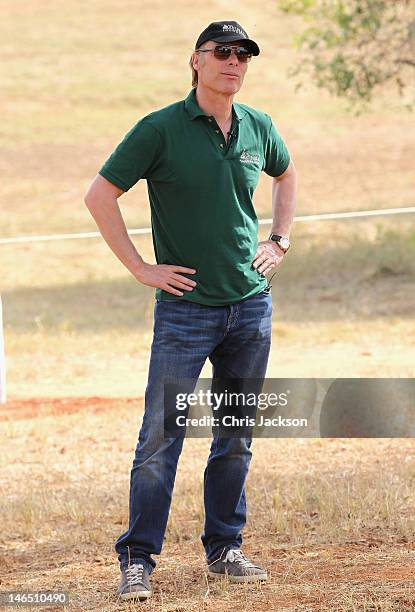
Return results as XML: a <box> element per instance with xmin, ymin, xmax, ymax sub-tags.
<box><xmin>225</xmin><ymin>549</ymin><xmax>258</xmax><ymax>568</ymax></box>
<box><xmin>125</xmin><ymin>563</ymin><xmax>144</xmax><ymax>586</ymax></box>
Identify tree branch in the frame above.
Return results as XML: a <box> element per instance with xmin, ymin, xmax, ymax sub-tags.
<box><xmin>396</xmin><ymin>58</ymin><xmax>415</xmax><ymax>67</ymax></box>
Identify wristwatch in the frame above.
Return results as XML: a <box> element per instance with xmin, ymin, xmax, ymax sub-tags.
<box><xmin>269</xmin><ymin>234</ymin><xmax>290</xmax><ymax>253</ymax></box>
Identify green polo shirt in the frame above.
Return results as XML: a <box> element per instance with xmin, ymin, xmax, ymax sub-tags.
<box><xmin>99</xmin><ymin>88</ymin><xmax>290</xmax><ymax>306</ymax></box>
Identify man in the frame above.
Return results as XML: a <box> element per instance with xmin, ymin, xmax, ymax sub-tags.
<box><xmin>84</xmin><ymin>20</ymin><xmax>297</xmax><ymax>601</ymax></box>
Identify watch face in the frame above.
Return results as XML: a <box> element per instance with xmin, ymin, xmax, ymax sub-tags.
<box><xmin>279</xmin><ymin>237</ymin><xmax>290</xmax><ymax>250</ymax></box>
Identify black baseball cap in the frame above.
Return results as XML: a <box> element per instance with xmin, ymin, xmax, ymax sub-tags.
<box><xmin>195</xmin><ymin>21</ymin><xmax>260</xmax><ymax>56</ymax></box>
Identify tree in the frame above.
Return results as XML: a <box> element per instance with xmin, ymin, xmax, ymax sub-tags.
<box><xmin>279</xmin><ymin>0</ymin><xmax>415</xmax><ymax>110</ymax></box>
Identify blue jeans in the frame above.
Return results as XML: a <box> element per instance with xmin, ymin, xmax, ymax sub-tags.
<box><xmin>115</xmin><ymin>289</ymin><xmax>272</xmax><ymax>574</ymax></box>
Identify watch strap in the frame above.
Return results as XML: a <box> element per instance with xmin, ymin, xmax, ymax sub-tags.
<box><xmin>268</xmin><ymin>234</ymin><xmax>290</xmax><ymax>253</ymax></box>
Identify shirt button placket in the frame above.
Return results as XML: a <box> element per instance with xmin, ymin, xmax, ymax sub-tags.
<box><xmin>207</xmin><ymin>116</ymin><xmax>225</xmax><ymax>150</ymax></box>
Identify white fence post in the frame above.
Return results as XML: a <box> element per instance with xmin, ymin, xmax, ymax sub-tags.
<box><xmin>0</xmin><ymin>295</ymin><xmax>6</xmax><ymax>403</ymax></box>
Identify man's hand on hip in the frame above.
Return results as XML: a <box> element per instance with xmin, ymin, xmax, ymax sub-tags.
<box><xmin>135</xmin><ymin>263</ymin><xmax>197</xmax><ymax>297</ymax></box>
<box><xmin>252</xmin><ymin>240</ymin><xmax>285</xmax><ymax>276</ymax></box>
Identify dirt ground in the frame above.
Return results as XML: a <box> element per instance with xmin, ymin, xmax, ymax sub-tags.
<box><xmin>1</xmin><ymin>397</ymin><xmax>415</xmax><ymax>611</ymax></box>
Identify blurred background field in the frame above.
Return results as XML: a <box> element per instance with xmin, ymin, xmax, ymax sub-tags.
<box><xmin>2</xmin><ymin>219</ymin><xmax>415</xmax><ymax>398</ymax></box>
<box><xmin>1</xmin><ymin>0</ymin><xmax>414</xmax><ymax>397</ymax></box>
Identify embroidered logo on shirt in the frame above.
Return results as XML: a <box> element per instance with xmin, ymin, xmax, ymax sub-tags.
<box><xmin>240</xmin><ymin>149</ymin><xmax>260</xmax><ymax>165</ymax></box>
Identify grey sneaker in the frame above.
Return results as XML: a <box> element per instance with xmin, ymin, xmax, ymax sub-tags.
<box><xmin>208</xmin><ymin>548</ymin><xmax>267</xmax><ymax>583</ymax></box>
<box><xmin>118</xmin><ymin>562</ymin><xmax>152</xmax><ymax>601</ymax></box>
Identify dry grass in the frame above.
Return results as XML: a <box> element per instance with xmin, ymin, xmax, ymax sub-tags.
<box><xmin>1</xmin><ymin>0</ymin><xmax>414</xmax><ymax>396</ymax></box>
<box><xmin>1</xmin><ymin>0</ymin><xmax>414</xmax><ymax>237</ymax></box>
<box><xmin>3</xmin><ymin>218</ymin><xmax>414</xmax><ymax>396</ymax></box>
<box><xmin>1</xmin><ymin>1</ymin><xmax>415</xmax><ymax>609</ymax></box>
<box><xmin>1</xmin><ymin>400</ymin><xmax>415</xmax><ymax>610</ymax></box>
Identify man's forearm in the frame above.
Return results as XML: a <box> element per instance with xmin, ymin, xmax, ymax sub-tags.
<box><xmin>85</xmin><ymin>194</ymin><xmax>144</xmax><ymax>279</ymax></box>
<box><xmin>271</xmin><ymin>162</ymin><xmax>297</xmax><ymax>237</ymax></box>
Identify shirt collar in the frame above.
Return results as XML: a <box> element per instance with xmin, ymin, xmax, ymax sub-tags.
<box><xmin>184</xmin><ymin>89</ymin><xmax>207</xmax><ymax>120</ymax></box>
<box><xmin>184</xmin><ymin>88</ymin><xmax>246</xmax><ymax>122</ymax></box>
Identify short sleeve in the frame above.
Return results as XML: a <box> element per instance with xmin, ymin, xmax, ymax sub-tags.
<box><xmin>263</xmin><ymin>117</ymin><xmax>290</xmax><ymax>177</ymax></box>
<box><xmin>98</xmin><ymin>119</ymin><xmax>162</xmax><ymax>191</ymax></box>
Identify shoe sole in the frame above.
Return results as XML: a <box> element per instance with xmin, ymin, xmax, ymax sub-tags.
<box><xmin>119</xmin><ymin>590</ymin><xmax>152</xmax><ymax>601</ymax></box>
<box><xmin>208</xmin><ymin>570</ymin><xmax>267</xmax><ymax>583</ymax></box>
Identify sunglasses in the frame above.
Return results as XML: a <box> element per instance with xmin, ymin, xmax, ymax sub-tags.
<box><xmin>196</xmin><ymin>45</ymin><xmax>252</xmax><ymax>63</ymax></box>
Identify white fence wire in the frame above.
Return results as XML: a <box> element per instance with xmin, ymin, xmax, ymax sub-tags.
<box><xmin>1</xmin><ymin>205</ymin><xmax>414</xmax><ymax>403</ymax></box>
<box><xmin>0</xmin><ymin>207</ymin><xmax>414</xmax><ymax>245</ymax></box>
